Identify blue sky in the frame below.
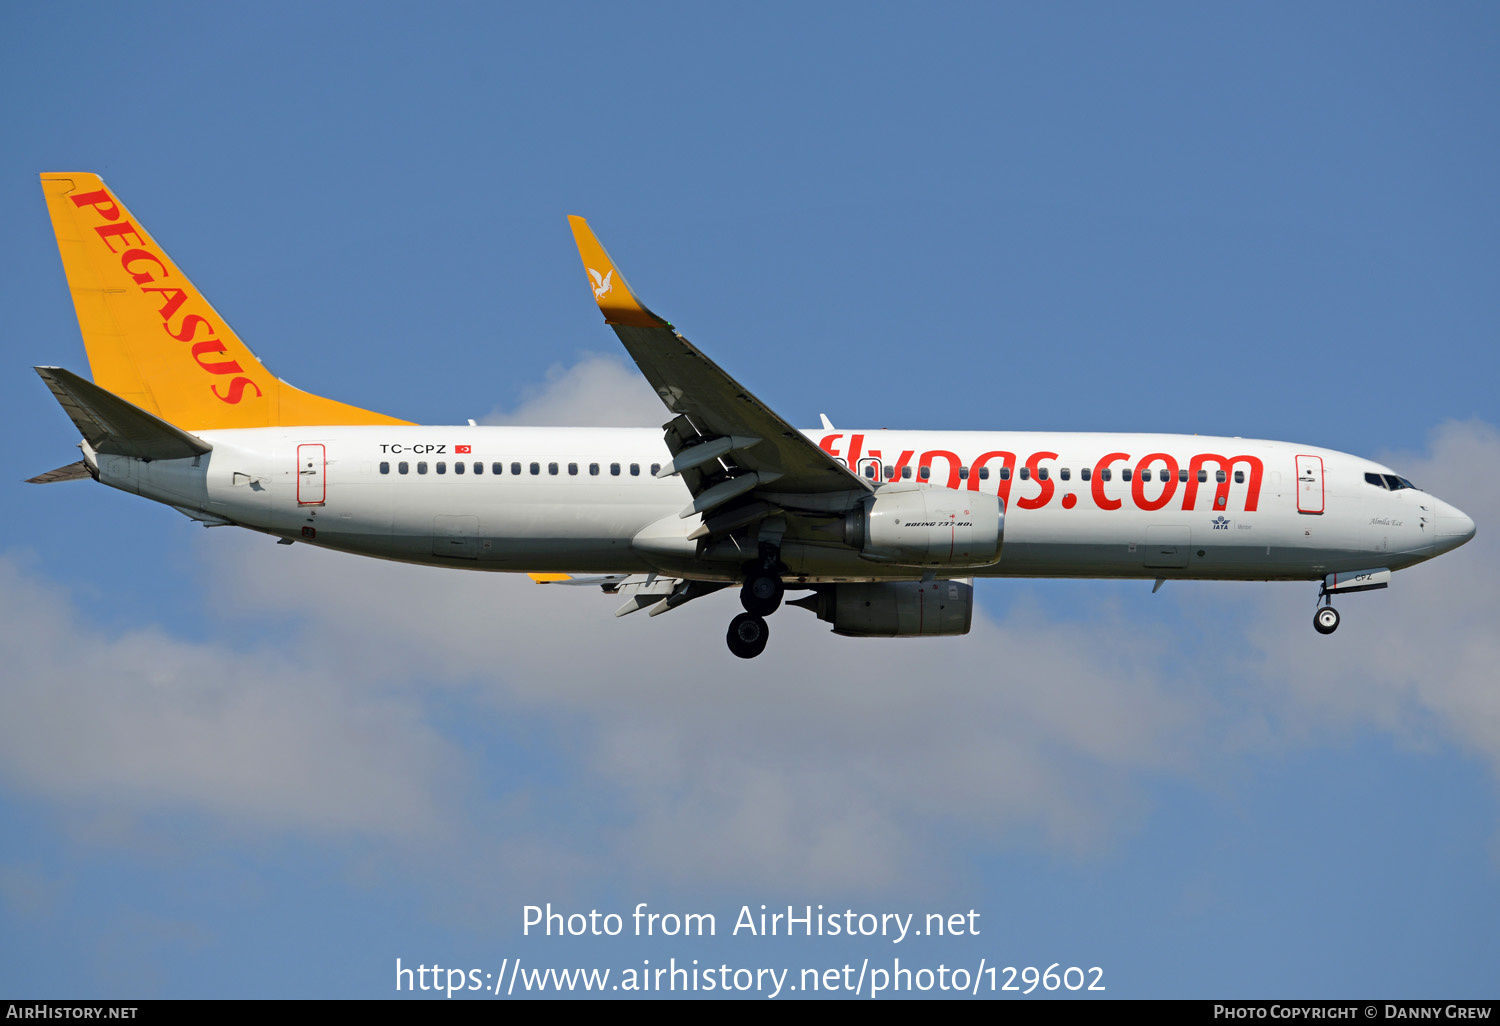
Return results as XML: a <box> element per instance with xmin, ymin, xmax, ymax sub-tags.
<box><xmin>2</xmin><ymin>1</ymin><xmax>1497</xmax><ymax>999</ymax></box>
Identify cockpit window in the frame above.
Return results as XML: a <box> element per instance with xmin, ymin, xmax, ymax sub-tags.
<box><xmin>1368</xmin><ymin>471</ymin><xmax>1419</xmax><ymax>491</ymax></box>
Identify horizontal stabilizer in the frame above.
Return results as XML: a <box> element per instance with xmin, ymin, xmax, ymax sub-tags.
<box><xmin>26</xmin><ymin>460</ymin><xmax>93</xmax><ymax>484</ymax></box>
<box><xmin>35</xmin><ymin>366</ymin><xmax>211</xmax><ymax>460</ymax></box>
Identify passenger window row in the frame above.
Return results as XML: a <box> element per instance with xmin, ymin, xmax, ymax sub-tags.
<box><xmin>857</xmin><ymin>462</ymin><xmax>1246</xmax><ymax>484</ymax></box>
<box><xmin>378</xmin><ymin>461</ymin><xmax>663</xmax><ymax>477</ymax></box>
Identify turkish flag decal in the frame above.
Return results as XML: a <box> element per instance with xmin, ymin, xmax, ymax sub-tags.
<box><xmin>455</xmin><ymin>445</ymin><xmax>472</xmax><ymax>454</ymax></box>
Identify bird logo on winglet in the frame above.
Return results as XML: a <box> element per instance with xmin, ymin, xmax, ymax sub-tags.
<box><xmin>588</xmin><ymin>267</ymin><xmax>613</xmax><ymax>300</ymax></box>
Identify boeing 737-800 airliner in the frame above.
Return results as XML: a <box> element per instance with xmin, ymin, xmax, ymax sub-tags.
<box><xmin>30</xmin><ymin>173</ymin><xmax>1475</xmax><ymax>658</ymax></box>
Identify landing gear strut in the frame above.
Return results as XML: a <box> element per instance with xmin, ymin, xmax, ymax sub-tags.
<box><xmin>728</xmin><ymin>542</ymin><xmax>783</xmax><ymax>657</ymax></box>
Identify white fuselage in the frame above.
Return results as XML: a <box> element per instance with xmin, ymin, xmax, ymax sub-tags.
<box><xmin>92</xmin><ymin>425</ymin><xmax>1472</xmax><ymax>584</ymax></box>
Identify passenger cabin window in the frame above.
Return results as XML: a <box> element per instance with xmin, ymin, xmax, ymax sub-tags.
<box><xmin>511</xmin><ymin>462</ymin><xmax>521</xmax><ymax>475</ymax></box>
<box><xmin>436</xmin><ymin>462</ymin><xmax>446</xmax><ymax>474</ymax></box>
<box><xmin>1081</xmin><ymin>467</ymin><xmax>1091</xmax><ymax>481</ymax></box>
<box><xmin>979</xmin><ymin>467</ymin><xmax>990</xmax><ymax>480</ymax></box>
<box><xmin>1141</xmin><ymin>469</ymin><xmax>1151</xmax><ymax>482</ymax></box>
<box><xmin>568</xmin><ymin>462</ymin><xmax>578</xmax><ymax>476</ymax></box>
<box><xmin>919</xmin><ymin>466</ymin><xmax>930</xmax><ymax>480</ymax></box>
<box><xmin>1019</xmin><ymin>467</ymin><xmax>1030</xmax><ymax>481</ymax></box>
<box><xmin>959</xmin><ymin>467</ymin><xmax>969</xmax><ymax>480</ymax></box>
<box><xmin>611</xmin><ymin>463</ymin><xmax>621</xmax><ymax>476</ymax></box>
<box><xmin>473</xmin><ymin>462</ymin><xmax>482</xmax><ymax>475</ymax></box>
<box><xmin>1179</xmin><ymin>468</ymin><xmax>1188</xmax><ymax>483</ymax></box>
<box><xmin>417</xmin><ymin>462</ymin><xmax>428</xmax><ymax>475</ymax></box>
<box><xmin>399</xmin><ymin>461</ymin><xmax>409</xmax><ymax>475</ymax></box>
<box><xmin>1100</xmin><ymin>468</ymin><xmax>1111</xmax><ymax>482</ymax></box>
<box><xmin>998</xmin><ymin>467</ymin><xmax>1009</xmax><ymax>480</ymax></box>
<box><xmin>454</xmin><ymin>461</ymin><xmax>464</xmax><ymax>475</ymax></box>
<box><xmin>530</xmin><ymin>462</ymin><xmax>540</xmax><ymax>475</ymax></box>
<box><xmin>1198</xmin><ymin>470</ymin><xmax>1208</xmax><ymax>482</ymax></box>
<box><xmin>1122</xmin><ymin>468</ymin><xmax>1133</xmax><ymax>482</ymax></box>
<box><xmin>379</xmin><ymin>461</ymin><xmax>390</xmax><ymax>474</ymax></box>
<box><xmin>1234</xmin><ymin>470</ymin><xmax>1244</xmax><ymax>484</ymax></box>
<box><xmin>549</xmin><ymin>463</ymin><xmax>559</xmax><ymax>475</ymax></box>
<box><xmin>630</xmin><ymin>464</ymin><xmax>640</xmax><ymax>476</ymax></box>
<box><xmin>1059</xmin><ymin>468</ymin><xmax>1070</xmax><ymax>481</ymax></box>
<box><xmin>1037</xmin><ymin>467</ymin><xmax>1049</xmax><ymax>481</ymax></box>
<box><xmin>589</xmin><ymin>463</ymin><xmax>599</xmax><ymax>476</ymax></box>
<box><xmin>864</xmin><ymin>464</ymin><xmax>876</xmax><ymax>479</ymax></box>
<box><xmin>651</xmin><ymin>463</ymin><xmax>661</xmax><ymax>476</ymax></box>
<box><xmin>1216</xmin><ymin>470</ymin><xmax>1226</xmax><ymax>483</ymax></box>
<box><xmin>902</xmin><ymin>466</ymin><xmax>912</xmax><ymax>480</ymax></box>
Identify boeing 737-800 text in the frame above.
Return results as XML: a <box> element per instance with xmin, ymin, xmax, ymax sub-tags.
<box><xmin>31</xmin><ymin>173</ymin><xmax>1475</xmax><ymax>658</ymax></box>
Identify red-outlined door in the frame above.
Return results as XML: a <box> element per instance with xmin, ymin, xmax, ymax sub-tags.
<box><xmin>297</xmin><ymin>444</ymin><xmax>326</xmax><ymax>505</ymax></box>
<box><xmin>1295</xmin><ymin>454</ymin><xmax>1324</xmax><ymax>514</ymax></box>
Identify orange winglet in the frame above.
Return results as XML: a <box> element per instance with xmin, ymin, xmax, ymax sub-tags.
<box><xmin>566</xmin><ymin>216</ymin><xmax>669</xmax><ymax>328</ymax></box>
<box><xmin>527</xmin><ymin>572</ymin><xmax>573</xmax><ymax>583</ymax></box>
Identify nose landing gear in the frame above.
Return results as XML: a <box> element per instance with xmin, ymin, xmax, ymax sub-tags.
<box><xmin>1313</xmin><ymin>579</ymin><xmax>1342</xmax><ymax>635</ymax></box>
<box><xmin>1312</xmin><ymin>568</ymin><xmax>1390</xmax><ymax>635</ymax></box>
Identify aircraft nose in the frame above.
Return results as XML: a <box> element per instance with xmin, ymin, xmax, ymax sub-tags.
<box><xmin>1433</xmin><ymin>501</ymin><xmax>1476</xmax><ymax>554</ymax></box>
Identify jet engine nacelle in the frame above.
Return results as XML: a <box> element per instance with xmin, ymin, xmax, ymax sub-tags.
<box><xmin>843</xmin><ymin>484</ymin><xmax>1003</xmax><ymax>567</ymax></box>
<box><xmin>791</xmin><ymin>579</ymin><xmax>974</xmax><ymax>637</ymax></box>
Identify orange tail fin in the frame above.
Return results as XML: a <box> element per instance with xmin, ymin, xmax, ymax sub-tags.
<box><xmin>40</xmin><ymin>173</ymin><xmax>411</xmax><ymax>430</ymax></box>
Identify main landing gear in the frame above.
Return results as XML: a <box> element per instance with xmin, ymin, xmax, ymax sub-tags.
<box><xmin>726</xmin><ymin>543</ymin><xmax>785</xmax><ymax>659</ymax></box>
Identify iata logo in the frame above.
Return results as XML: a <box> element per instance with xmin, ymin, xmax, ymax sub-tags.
<box><xmin>588</xmin><ymin>267</ymin><xmax>613</xmax><ymax>300</ymax></box>
<box><xmin>1212</xmin><ymin>516</ymin><xmax>1230</xmax><ymax>530</ymax></box>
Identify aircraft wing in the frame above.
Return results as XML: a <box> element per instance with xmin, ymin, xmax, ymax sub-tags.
<box><xmin>567</xmin><ymin>218</ymin><xmax>872</xmax><ymax>520</ymax></box>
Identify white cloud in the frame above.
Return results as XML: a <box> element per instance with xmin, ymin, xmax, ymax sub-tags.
<box><xmin>0</xmin><ymin>556</ymin><xmax>465</xmax><ymax>841</ymax></box>
<box><xmin>194</xmin><ymin>540</ymin><xmax>1205</xmax><ymax>889</ymax></box>
<box><xmin>1242</xmin><ymin>419</ymin><xmax>1500</xmax><ymax>766</ymax></box>
<box><xmin>480</xmin><ymin>352</ymin><xmax>666</xmax><ymax>427</ymax></box>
